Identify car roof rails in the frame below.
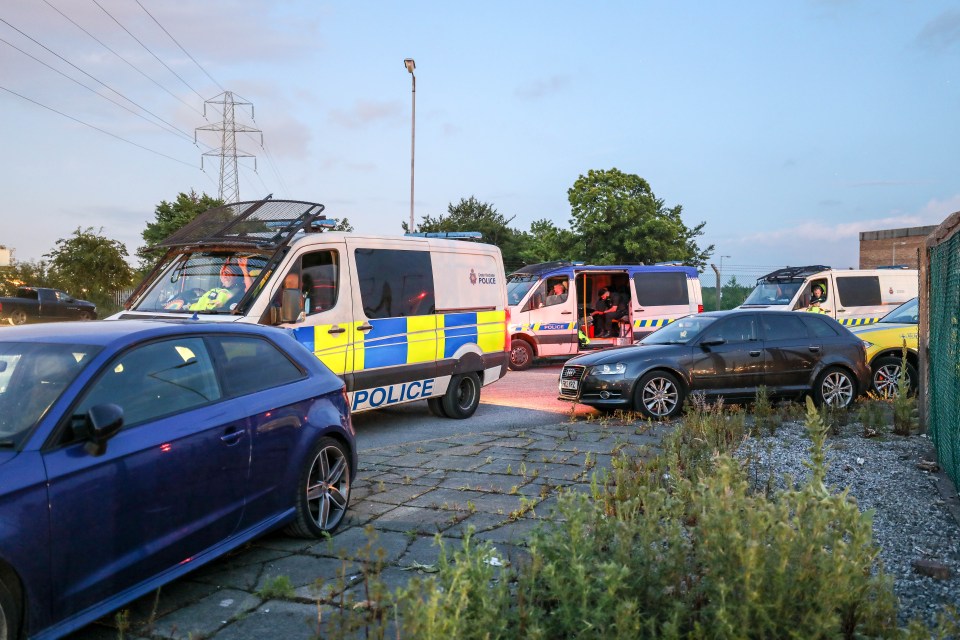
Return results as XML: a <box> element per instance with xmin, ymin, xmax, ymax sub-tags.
<box><xmin>757</xmin><ymin>265</ymin><xmax>832</xmax><ymax>283</ymax></box>
<box><xmin>156</xmin><ymin>198</ymin><xmax>328</xmax><ymax>251</ymax></box>
<box><xmin>510</xmin><ymin>260</ymin><xmax>576</xmax><ymax>276</ymax></box>
<box><xmin>404</xmin><ymin>231</ymin><xmax>483</xmax><ymax>240</ymax></box>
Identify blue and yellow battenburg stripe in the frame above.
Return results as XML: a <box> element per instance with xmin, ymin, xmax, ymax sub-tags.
<box><xmin>633</xmin><ymin>318</ymin><xmax>676</xmax><ymax>329</ymax></box>
<box><xmin>509</xmin><ymin>323</ymin><xmax>574</xmax><ymax>332</ymax></box>
<box><xmin>838</xmin><ymin>317</ymin><xmax>879</xmax><ymax>326</ymax></box>
<box><xmin>292</xmin><ymin>310</ymin><xmax>506</xmax><ymax>375</ymax></box>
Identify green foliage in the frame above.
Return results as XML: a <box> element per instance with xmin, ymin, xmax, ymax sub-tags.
<box><xmin>566</xmin><ymin>168</ymin><xmax>712</xmax><ymax>268</ymax></box>
<box><xmin>44</xmin><ymin>227</ymin><xmax>133</xmax><ymax>309</ymax></box>
<box><xmin>137</xmin><ymin>190</ymin><xmax>223</xmax><ymax>269</ymax></box>
<box><xmin>0</xmin><ymin>260</ymin><xmax>56</xmax><ymax>296</ymax></box>
<box><xmin>857</xmin><ymin>398</ymin><xmax>887</xmax><ymax>435</ymax></box>
<box><xmin>752</xmin><ymin>385</ymin><xmax>778</xmax><ymax>436</ymax></box>
<box><xmin>409</xmin><ymin>196</ymin><xmax>527</xmax><ymax>271</ymax></box>
<box><xmin>257</xmin><ymin>574</ymin><xmax>295</xmax><ymax>600</ymax></box>
<box><xmin>892</xmin><ymin>344</ymin><xmax>918</xmax><ymax>436</ymax></box>
<box><xmin>516</xmin><ymin>218</ymin><xmax>578</xmax><ymax>268</ymax></box>
<box><xmin>702</xmin><ymin>276</ymin><xmax>753</xmax><ymax>310</ymax></box>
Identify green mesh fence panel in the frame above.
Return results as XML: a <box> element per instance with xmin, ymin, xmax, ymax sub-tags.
<box><xmin>928</xmin><ymin>234</ymin><xmax>960</xmax><ymax>485</ymax></box>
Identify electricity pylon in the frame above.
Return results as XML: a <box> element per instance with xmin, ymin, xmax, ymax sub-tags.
<box><xmin>195</xmin><ymin>91</ymin><xmax>261</xmax><ymax>203</ymax></box>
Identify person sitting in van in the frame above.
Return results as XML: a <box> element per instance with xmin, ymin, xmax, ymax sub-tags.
<box><xmin>188</xmin><ymin>257</ymin><xmax>254</xmax><ymax>312</ymax></box>
<box><xmin>591</xmin><ymin>287</ymin><xmax>627</xmax><ymax>337</ymax></box>
<box><xmin>545</xmin><ymin>282</ymin><xmax>568</xmax><ymax>306</ymax></box>
<box><xmin>805</xmin><ymin>282</ymin><xmax>830</xmax><ymax>314</ymax></box>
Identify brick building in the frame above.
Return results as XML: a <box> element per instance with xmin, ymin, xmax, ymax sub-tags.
<box><xmin>859</xmin><ymin>225</ymin><xmax>936</xmax><ymax>270</ymax></box>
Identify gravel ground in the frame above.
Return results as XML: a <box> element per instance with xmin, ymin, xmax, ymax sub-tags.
<box><xmin>736</xmin><ymin>420</ymin><xmax>960</xmax><ymax>628</ymax></box>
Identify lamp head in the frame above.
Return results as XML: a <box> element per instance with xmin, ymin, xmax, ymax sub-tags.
<box><xmin>404</xmin><ymin>58</ymin><xmax>416</xmax><ymax>73</ymax></box>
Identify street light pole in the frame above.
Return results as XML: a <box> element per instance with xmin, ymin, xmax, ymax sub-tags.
<box><xmin>404</xmin><ymin>58</ymin><xmax>416</xmax><ymax>232</ymax></box>
<box><xmin>718</xmin><ymin>255</ymin><xmax>731</xmax><ymax>310</ymax></box>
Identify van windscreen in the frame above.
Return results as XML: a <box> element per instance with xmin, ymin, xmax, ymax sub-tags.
<box><xmin>507</xmin><ymin>274</ymin><xmax>539</xmax><ymax>306</ymax></box>
<box><xmin>742</xmin><ymin>282</ymin><xmax>802</xmax><ymax>306</ymax></box>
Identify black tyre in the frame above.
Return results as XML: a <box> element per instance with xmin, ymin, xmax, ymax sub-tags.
<box><xmin>0</xmin><ymin>575</ymin><xmax>21</xmax><ymax>640</ymax></box>
<box><xmin>871</xmin><ymin>356</ymin><xmax>917</xmax><ymax>398</ymax></box>
<box><xmin>633</xmin><ymin>370</ymin><xmax>684</xmax><ymax>420</ymax></box>
<box><xmin>9</xmin><ymin>310</ymin><xmax>26</xmax><ymax>326</ymax></box>
<box><xmin>427</xmin><ymin>397</ymin><xmax>448</xmax><ymax>417</ymax></box>
<box><xmin>441</xmin><ymin>372</ymin><xmax>481</xmax><ymax>419</ymax></box>
<box><xmin>508</xmin><ymin>340</ymin><xmax>534</xmax><ymax>371</ymax></box>
<box><xmin>285</xmin><ymin>437</ymin><xmax>351</xmax><ymax>538</ymax></box>
<box><xmin>814</xmin><ymin>367</ymin><xmax>856</xmax><ymax>408</ymax></box>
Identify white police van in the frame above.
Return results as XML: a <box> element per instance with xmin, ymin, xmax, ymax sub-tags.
<box><xmin>117</xmin><ymin>199</ymin><xmax>510</xmax><ymax>418</ymax></box>
<box><xmin>506</xmin><ymin>261</ymin><xmax>703</xmax><ymax>370</ymax></box>
<box><xmin>738</xmin><ymin>265</ymin><xmax>917</xmax><ymax>326</ymax></box>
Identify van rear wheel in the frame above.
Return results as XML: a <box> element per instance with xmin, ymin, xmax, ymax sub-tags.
<box><xmin>442</xmin><ymin>372</ymin><xmax>481</xmax><ymax>419</ymax></box>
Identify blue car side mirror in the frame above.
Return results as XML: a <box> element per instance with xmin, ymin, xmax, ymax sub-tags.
<box><xmin>73</xmin><ymin>404</ymin><xmax>124</xmax><ymax>456</ymax></box>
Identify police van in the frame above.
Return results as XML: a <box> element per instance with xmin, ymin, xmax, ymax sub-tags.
<box><xmin>116</xmin><ymin>199</ymin><xmax>510</xmax><ymax>418</ymax></box>
<box><xmin>506</xmin><ymin>261</ymin><xmax>703</xmax><ymax>370</ymax></box>
<box><xmin>738</xmin><ymin>265</ymin><xmax>918</xmax><ymax>326</ymax></box>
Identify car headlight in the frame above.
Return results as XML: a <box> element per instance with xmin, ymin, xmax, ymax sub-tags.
<box><xmin>861</xmin><ymin>340</ymin><xmax>874</xmax><ymax>349</ymax></box>
<box><xmin>592</xmin><ymin>363</ymin><xmax>626</xmax><ymax>375</ymax></box>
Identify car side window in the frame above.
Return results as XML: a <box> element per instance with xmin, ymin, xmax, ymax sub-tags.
<box><xmin>799</xmin><ymin>314</ymin><xmax>840</xmax><ymax>337</ymax></box>
<box><xmin>212</xmin><ymin>336</ymin><xmax>306</xmax><ymax>397</ymax></box>
<box><xmin>74</xmin><ymin>338</ymin><xmax>221</xmax><ymax>429</ymax></box>
<box><xmin>710</xmin><ymin>315</ymin><xmax>758</xmax><ymax>343</ymax></box>
<box><xmin>761</xmin><ymin>315</ymin><xmax>808</xmax><ymax>341</ymax></box>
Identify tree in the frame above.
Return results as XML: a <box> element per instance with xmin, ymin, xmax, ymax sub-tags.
<box><xmin>516</xmin><ymin>219</ymin><xmax>578</xmax><ymax>266</ymax></box>
<box><xmin>0</xmin><ymin>260</ymin><xmax>55</xmax><ymax>296</ymax></box>
<box><xmin>411</xmin><ymin>197</ymin><xmax>526</xmax><ymax>271</ymax></box>
<box><xmin>567</xmin><ymin>168</ymin><xmax>713</xmax><ymax>268</ymax></box>
<box><xmin>137</xmin><ymin>190</ymin><xmax>223</xmax><ymax>269</ymax></box>
<box><xmin>45</xmin><ymin>227</ymin><xmax>133</xmax><ymax>308</ymax></box>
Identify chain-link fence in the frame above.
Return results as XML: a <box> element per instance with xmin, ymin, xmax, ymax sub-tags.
<box><xmin>922</xmin><ymin>213</ymin><xmax>960</xmax><ymax>485</ymax></box>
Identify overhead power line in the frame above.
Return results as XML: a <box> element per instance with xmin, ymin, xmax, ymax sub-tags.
<box><xmin>1</xmin><ymin>15</ymin><xmax>195</xmax><ymax>139</ymax></box>
<box><xmin>0</xmin><ymin>83</ymin><xmax>197</xmax><ymax>168</ymax></box>
<box><xmin>90</xmin><ymin>0</ymin><xmax>206</xmax><ymax>106</ymax></box>
<box><xmin>133</xmin><ymin>0</ymin><xmax>225</xmax><ymax>93</ymax></box>
<box><xmin>0</xmin><ymin>35</ymin><xmax>191</xmax><ymax>142</ymax></box>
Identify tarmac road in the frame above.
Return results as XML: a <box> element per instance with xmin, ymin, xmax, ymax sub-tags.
<box><xmin>352</xmin><ymin>362</ymin><xmax>597</xmax><ymax>450</ymax></box>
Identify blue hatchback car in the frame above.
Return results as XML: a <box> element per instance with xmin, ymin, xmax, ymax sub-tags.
<box><xmin>0</xmin><ymin>320</ymin><xmax>356</xmax><ymax>640</ymax></box>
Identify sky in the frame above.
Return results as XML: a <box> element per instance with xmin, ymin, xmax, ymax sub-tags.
<box><xmin>2</xmin><ymin>0</ymin><xmax>959</xmax><ymax>283</ymax></box>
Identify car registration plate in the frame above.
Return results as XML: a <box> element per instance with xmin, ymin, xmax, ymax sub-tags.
<box><xmin>560</xmin><ymin>379</ymin><xmax>578</xmax><ymax>391</ymax></box>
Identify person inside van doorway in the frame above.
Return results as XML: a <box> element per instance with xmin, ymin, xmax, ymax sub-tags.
<box><xmin>805</xmin><ymin>282</ymin><xmax>830</xmax><ymax>314</ymax></box>
<box><xmin>592</xmin><ymin>287</ymin><xmax>627</xmax><ymax>337</ymax></box>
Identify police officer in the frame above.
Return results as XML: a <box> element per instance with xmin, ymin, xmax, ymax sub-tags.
<box><xmin>189</xmin><ymin>257</ymin><xmax>253</xmax><ymax>311</ymax></box>
<box><xmin>805</xmin><ymin>283</ymin><xmax>830</xmax><ymax>314</ymax></box>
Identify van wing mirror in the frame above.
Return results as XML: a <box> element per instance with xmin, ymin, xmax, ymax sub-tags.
<box><xmin>280</xmin><ymin>288</ymin><xmax>302</xmax><ymax>324</ymax></box>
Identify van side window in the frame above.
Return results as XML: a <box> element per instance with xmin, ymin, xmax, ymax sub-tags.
<box><xmin>301</xmin><ymin>250</ymin><xmax>339</xmax><ymax>315</ymax></box>
<box><xmin>634</xmin><ymin>272</ymin><xmax>689</xmax><ymax>306</ymax></box>
<box><xmin>835</xmin><ymin>276</ymin><xmax>881</xmax><ymax>307</ymax></box>
<box><xmin>355</xmin><ymin>249</ymin><xmax>436</xmax><ymax>319</ymax></box>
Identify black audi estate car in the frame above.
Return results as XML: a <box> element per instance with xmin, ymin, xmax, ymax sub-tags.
<box><xmin>559</xmin><ymin>310</ymin><xmax>870</xmax><ymax>419</ymax></box>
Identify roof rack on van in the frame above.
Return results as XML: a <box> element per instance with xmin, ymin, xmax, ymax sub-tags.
<box><xmin>757</xmin><ymin>265</ymin><xmax>832</xmax><ymax>284</ymax></box>
<box><xmin>156</xmin><ymin>198</ymin><xmax>328</xmax><ymax>251</ymax></box>
<box><xmin>404</xmin><ymin>231</ymin><xmax>483</xmax><ymax>240</ymax></box>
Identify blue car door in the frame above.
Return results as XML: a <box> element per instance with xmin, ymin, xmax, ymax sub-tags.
<box><xmin>41</xmin><ymin>337</ymin><xmax>251</xmax><ymax>620</ymax></box>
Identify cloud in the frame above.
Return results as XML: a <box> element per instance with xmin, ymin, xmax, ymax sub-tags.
<box><xmin>915</xmin><ymin>10</ymin><xmax>960</xmax><ymax>52</ymax></box>
<box><xmin>514</xmin><ymin>75</ymin><xmax>570</xmax><ymax>100</ymax></box>
<box><xmin>328</xmin><ymin>100</ymin><xmax>402</xmax><ymax>129</ymax></box>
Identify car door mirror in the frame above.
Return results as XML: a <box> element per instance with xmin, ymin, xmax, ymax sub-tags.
<box><xmin>72</xmin><ymin>403</ymin><xmax>124</xmax><ymax>456</ymax></box>
<box><xmin>700</xmin><ymin>336</ymin><xmax>726</xmax><ymax>347</ymax></box>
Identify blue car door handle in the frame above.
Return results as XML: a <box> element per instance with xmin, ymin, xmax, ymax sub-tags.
<box><xmin>220</xmin><ymin>427</ymin><xmax>244</xmax><ymax>445</ymax></box>
<box><xmin>749</xmin><ymin>350</ymin><xmax>761</xmax><ymax>357</ymax></box>
<box><xmin>808</xmin><ymin>345</ymin><xmax>821</xmax><ymax>353</ymax></box>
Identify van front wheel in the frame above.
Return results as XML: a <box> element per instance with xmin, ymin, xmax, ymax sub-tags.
<box><xmin>509</xmin><ymin>341</ymin><xmax>534</xmax><ymax>371</ymax></box>
<box><xmin>442</xmin><ymin>372</ymin><xmax>481</xmax><ymax>419</ymax></box>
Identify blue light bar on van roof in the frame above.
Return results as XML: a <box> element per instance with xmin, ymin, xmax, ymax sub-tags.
<box><xmin>405</xmin><ymin>232</ymin><xmax>483</xmax><ymax>239</ymax></box>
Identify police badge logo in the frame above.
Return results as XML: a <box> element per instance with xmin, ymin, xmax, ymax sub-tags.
<box><xmin>469</xmin><ymin>269</ymin><xmax>477</xmax><ymax>285</ymax></box>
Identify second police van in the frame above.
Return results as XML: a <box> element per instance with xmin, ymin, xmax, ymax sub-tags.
<box><xmin>506</xmin><ymin>261</ymin><xmax>703</xmax><ymax>370</ymax></box>
<box><xmin>116</xmin><ymin>199</ymin><xmax>510</xmax><ymax>419</ymax></box>
<box><xmin>738</xmin><ymin>265</ymin><xmax>918</xmax><ymax>326</ymax></box>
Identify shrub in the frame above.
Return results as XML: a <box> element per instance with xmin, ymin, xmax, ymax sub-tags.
<box><xmin>752</xmin><ymin>385</ymin><xmax>778</xmax><ymax>435</ymax></box>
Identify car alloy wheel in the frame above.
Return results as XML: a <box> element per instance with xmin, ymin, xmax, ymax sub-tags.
<box><xmin>9</xmin><ymin>310</ymin><xmax>26</xmax><ymax>326</ymax></box>
<box><xmin>871</xmin><ymin>356</ymin><xmax>916</xmax><ymax>399</ymax></box>
<box><xmin>635</xmin><ymin>371</ymin><xmax>683</xmax><ymax>419</ymax></box>
<box><xmin>287</xmin><ymin>437</ymin><xmax>351</xmax><ymax>537</ymax></box>
<box><xmin>818</xmin><ymin>368</ymin><xmax>854</xmax><ymax>408</ymax></box>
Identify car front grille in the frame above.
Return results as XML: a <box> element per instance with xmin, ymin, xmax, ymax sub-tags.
<box><xmin>559</xmin><ymin>365</ymin><xmax>587</xmax><ymax>398</ymax></box>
